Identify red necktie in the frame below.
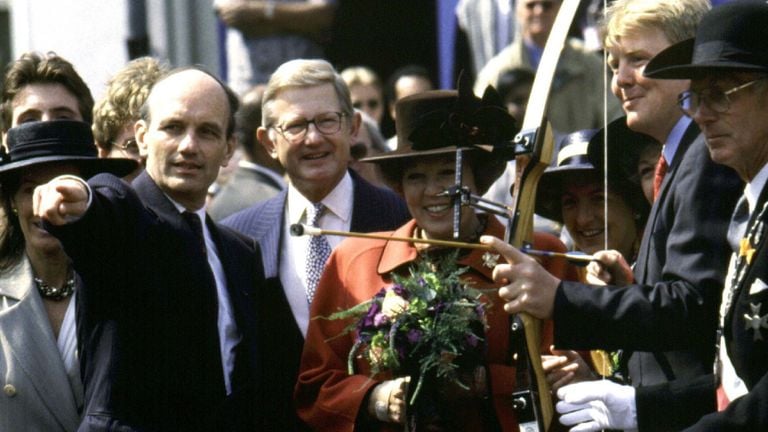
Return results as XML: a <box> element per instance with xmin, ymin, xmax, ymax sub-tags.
<box><xmin>652</xmin><ymin>154</ymin><xmax>668</xmax><ymax>201</ymax></box>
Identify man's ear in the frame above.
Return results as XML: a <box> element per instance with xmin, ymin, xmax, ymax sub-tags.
<box><xmin>258</xmin><ymin>127</ymin><xmax>279</xmax><ymax>160</ymax></box>
<box><xmin>349</xmin><ymin>111</ymin><xmax>362</xmax><ymax>139</ymax></box>
<box><xmin>135</xmin><ymin>119</ymin><xmax>149</xmax><ymax>158</ymax></box>
<box><xmin>221</xmin><ymin>135</ymin><xmax>237</xmax><ymax>167</ymax></box>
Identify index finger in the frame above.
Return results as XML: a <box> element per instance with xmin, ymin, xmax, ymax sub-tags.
<box><xmin>479</xmin><ymin>235</ymin><xmax>528</xmax><ymax>265</ymax></box>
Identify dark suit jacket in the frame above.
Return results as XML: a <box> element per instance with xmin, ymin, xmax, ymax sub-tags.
<box><xmin>684</xmin><ymin>183</ymin><xmax>768</xmax><ymax>430</ymax></box>
<box><xmin>222</xmin><ymin>170</ymin><xmax>410</xmax><ymax>431</ymax></box>
<box><xmin>553</xmin><ymin>123</ymin><xmax>743</xmax><ymax>430</ymax></box>
<box><xmin>46</xmin><ymin>172</ymin><xmax>264</xmax><ymax>432</ymax></box>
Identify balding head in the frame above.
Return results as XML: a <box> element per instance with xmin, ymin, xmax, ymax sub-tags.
<box><xmin>136</xmin><ymin>68</ymin><xmax>237</xmax><ymax>210</ymax></box>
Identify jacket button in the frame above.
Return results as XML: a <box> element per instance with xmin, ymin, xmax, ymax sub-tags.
<box><xmin>3</xmin><ymin>384</ymin><xmax>15</xmax><ymax>397</ymax></box>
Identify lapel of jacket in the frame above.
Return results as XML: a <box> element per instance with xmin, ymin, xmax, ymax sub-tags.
<box><xmin>726</xmin><ymin>185</ymin><xmax>768</xmax><ymax>322</ymax></box>
<box><xmin>0</xmin><ymin>258</ymin><xmax>80</xmax><ymax>429</ymax></box>
<box><xmin>636</xmin><ymin>123</ymin><xmax>700</xmax><ymax>280</ymax></box>
<box><xmin>257</xmin><ymin>190</ymin><xmax>288</xmax><ymax>278</ymax></box>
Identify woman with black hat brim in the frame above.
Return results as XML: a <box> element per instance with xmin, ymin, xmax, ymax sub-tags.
<box><xmin>0</xmin><ymin>120</ymin><xmax>136</xmax><ymax>431</ymax></box>
<box><xmin>536</xmin><ymin>118</ymin><xmax>658</xmax><ymax>385</ymax></box>
<box><xmin>295</xmin><ymin>87</ymin><xmax>575</xmax><ymax>431</ymax></box>
<box><xmin>535</xmin><ymin>118</ymin><xmax>657</xmax><ymax>262</ymax></box>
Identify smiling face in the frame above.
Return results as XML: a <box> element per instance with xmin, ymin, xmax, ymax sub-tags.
<box><xmin>10</xmin><ymin>83</ymin><xmax>83</xmax><ymax>127</ymax></box>
<box><xmin>560</xmin><ymin>177</ymin><xmax>638</xmax><ymax>258</ymax></box>
<box><xmin>607</xmin><ymin>28</ymin><xmax>689</xmax><ymax>142</ymax></box>
<box><xmin>136</xmin><ymin>70</ymin><xmax>235</xmax><ymax>210</ymax></box>
<box><xmin>401</xmin><ymin>156</ymin><xmax>479</xmax><ymax>241</ymax></box>
<box><xmin>691</xmin><ymin>73</ymin><xmax>768</xmax><ymax>181</ymax></box>
<box><xmin>261</xmin><ymin>83</ymin><xmax>358</xmax><ymax>202</ymax></box>
<box><xmin>12</xmin><ymin>163</ymin><xmax>80</xmax><ymax>255</ymax></box>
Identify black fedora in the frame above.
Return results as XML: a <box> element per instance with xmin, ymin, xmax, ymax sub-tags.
<box><xmin>535</xmin><ymin>117</ymin><xmax>654</xmax><ymax>223</ymax></box>
<box><xmin>0</xmin><ymin>120</ymin><xmax>138</xmax><ymax>181</ymax></box>
<box><xmin>645</xmin><ymin>1</ymin><xmax>768</xmax><ymax>79</ymax></box>
<box><xmin>362</xmin><ymin>84</ymin><xmax>517</xmax><ymax>195</ymax></box>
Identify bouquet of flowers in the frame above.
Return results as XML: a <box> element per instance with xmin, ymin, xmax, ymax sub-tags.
<box><xmin>324</xmin><ymin>251</ymin><xmax>489</xmax><ymax>405</ymax></box>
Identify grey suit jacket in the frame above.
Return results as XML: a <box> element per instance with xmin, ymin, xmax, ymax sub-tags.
<box><xmin>0</xmin><ymin>258</ymin><xmax>83</xmax><ymax>432</ymax></box>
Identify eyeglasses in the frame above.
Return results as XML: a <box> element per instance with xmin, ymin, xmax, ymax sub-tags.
<box><xmin>524</xmin><ymin>0</ymin><xmax>555</xmax><ymax>11</ymax></box>
<box><xmin>113</xmin><ymin>137</ymin><xmax>140</xmax><ymax>157</ymax></box>
<box><xmin>678</xmin><ymin>77</ymin><xmax>768</xmax><ymax>117</ymax></box>
<box><xmin>353</xmin><ymin>99</ymin><xmax>380</xmax><ymax>110</ymax></box>
<box><xmin>273</xmin><ymin>112</ymin><xmax>347</xmax><ymax>143</ymax></box>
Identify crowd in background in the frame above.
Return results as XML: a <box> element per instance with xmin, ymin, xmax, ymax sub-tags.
<box><xmin>3</xmin><ymin>0</ymin><xmax>768</xmax><ymax>431</ymax></box>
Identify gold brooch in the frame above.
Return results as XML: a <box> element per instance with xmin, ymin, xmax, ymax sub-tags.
<box><xmin>740</xmin><ymin>238</ymin><xmax>756</xmax><ymax>264</ymax></box>
<box><xmin>482</xmin><ymin>252</ymin><xmax>500</xmax><ymax>269</ymax></box>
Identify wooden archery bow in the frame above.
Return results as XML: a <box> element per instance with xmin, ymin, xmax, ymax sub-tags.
<box><xmin>506</xmin><ymin>0</ymin><xmax>581</xmax><ymax>430</ymax></box>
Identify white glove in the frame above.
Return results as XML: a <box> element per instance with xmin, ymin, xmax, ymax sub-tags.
<box><xmin>556</xmin><ymin>380</ymin><xmax>638</xmax><ymax>432</ymax></box>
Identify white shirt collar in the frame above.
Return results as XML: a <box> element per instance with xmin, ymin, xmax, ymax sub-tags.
<box><xmin>745</xmin><ymin>163</ymin><xmax>768</xmax><ymax>214</ymax></box>
<box><xmin>287</xmin><ymin>171</ymin><xmax>353</xmax><ymax>224</ymax></box>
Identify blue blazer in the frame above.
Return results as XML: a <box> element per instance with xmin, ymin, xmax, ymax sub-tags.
<box><xmin>223</xmin><ymin>169</ymin><xmax>409</xmax><ymax>431</ymax></box>
<box><xmin>47</xmin><ymin>172</ymin><xmax>264</xmax><ymax>432</ymax></box>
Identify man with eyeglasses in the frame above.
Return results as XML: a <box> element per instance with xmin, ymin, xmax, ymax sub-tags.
<box><xmin>223</xmin><ymin>59</ymin><xmax>409</xmax><ymax>431</ymax></box>
<box><xmin>479</xmin><ymin>1</ymin><xmax>744</xmax><ymax>430</ymax></box>
<box><xmin>638</xmin><ymin>2</ymin><xmax>768</xmax><ymax>428</ymax></box>
<box><xmin>93</xmin><ymin>56</ymin><xmax>170</xmax><ymax>181</ymax></box>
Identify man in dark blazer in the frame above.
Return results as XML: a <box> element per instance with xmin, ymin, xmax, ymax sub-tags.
<box><xmin>223</xmin><ymin>59</ymin><xmax>409</xmax><ymax>431</ymax></box>
<box><xmin>639</xmin><ymin>2</ymin><xmax>768</xmax><ymax>428</ymax></box>
<box><xmin>485</xmin><ymin>0</ymin><xmax>743</xmax><ymax>430</ymax></box>
<box><xmin>35</xmin><ymin>68</ymin><xmax>264</xmax><ymax>431</ymax></box>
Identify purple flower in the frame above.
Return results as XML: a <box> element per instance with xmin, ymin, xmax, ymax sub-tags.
<box><xmin>466</xmin><ymin>333</ymin><xmax>480</xmax><ymax>348</ymax></box>
<box><xmin>407</xmin><ymin>329</ymin><xmax>422</xmax><ymax>344</ymax></box>
<box><xmin>373</xmin><ymin>312</ymin><xmax>390</xmax><ymax>327</ymax></box>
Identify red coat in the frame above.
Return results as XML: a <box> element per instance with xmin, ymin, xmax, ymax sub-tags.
<box><xmin>295</xmin><ymin>217</ymin><xmax>573</xmax><ymax>431</ymax></box>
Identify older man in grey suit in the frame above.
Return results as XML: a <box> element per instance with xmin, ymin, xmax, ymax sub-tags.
<box><xmin>223</xmin><ymin>59</ymin><xmax>409</xmax><ymax>431</ymax></box>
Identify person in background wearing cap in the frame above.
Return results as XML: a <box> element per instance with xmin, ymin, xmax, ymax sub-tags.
<box><xmin>536</xmin><ymin>120</ymin><xmax>653</xmax><ymax>388</ymax></box>
<box><xmin>222</xmin><ymin>59</ymin><xmax>409</xmax><ymax>432</ymax></box>
<box><xmin>0</xmin><ymin>120</ymin><xmax>137</xmax><ymax>432</ymax></box>
<box><xmin>32</xmin><ymin>68</ymin><xmax>264</xmax><ymax>431</ymax></box>
<box><xmin>294</xmin><ymin>86</ymin><xmax>575</xmax><ymax>431</ymax></box>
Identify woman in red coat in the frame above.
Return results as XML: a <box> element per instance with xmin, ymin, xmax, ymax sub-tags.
<box><xmin>295</xmin><ymin>88</ymin><xmax>575</xmax><ymax>431</ymax></box>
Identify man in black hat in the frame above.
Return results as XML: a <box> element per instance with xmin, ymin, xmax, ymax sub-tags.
<box><xmin>33</xmin><ymin>68</ymin><xmax>264</xmax><ymax>431</ymax></box>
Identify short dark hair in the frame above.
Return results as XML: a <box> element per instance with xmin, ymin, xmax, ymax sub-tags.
<box><xmin>1</xmin><ymin>52</ymin><xmax>93</xmax><ymax>131</ymax></box>
<box><xmin>385</xmin><ymin>64</ymin><xmax>432</xmax><ymax>103</ymax></box>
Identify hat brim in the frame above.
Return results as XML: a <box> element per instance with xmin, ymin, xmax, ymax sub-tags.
<box><xmin>535</xmin><ymin>166</ymin><xmax>596</xmax><ymax>222</ymax></box>
<box><xmin>0</xmin><ymin>156</ymin><xmax>138</xmax><ymax>181</ymax></box>
<box><xmin>645</xmin><ymin>38</ymin><xmax>768</xmax><ymax>79</ymax></box>
<box><xmin>360</xmin><ymin>144</ymin><xmax>491</xmax><ymax>164</ymax></box>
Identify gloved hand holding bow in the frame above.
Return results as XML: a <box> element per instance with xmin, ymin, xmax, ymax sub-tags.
<box><xmin>556</xmin><ymin>380</ymin><xmax>638</xmax><ymax>432</ymax></box>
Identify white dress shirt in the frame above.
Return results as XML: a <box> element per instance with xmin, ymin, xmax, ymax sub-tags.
<box><xmin>281</xmin><ymin>171</ymin><xmax>354</xmax><ymax>336</ymax></box>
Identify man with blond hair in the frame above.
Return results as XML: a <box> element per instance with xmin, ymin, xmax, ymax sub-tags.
<box><xmin>484</xmin><ymin>0</ymin><xmax>742</xmax><ymax>430</ymax></box>
<box><xmin>92</xmin><ymin>56</ymin><xmax>170</xmax><ymax>180</ymax></box>
<box><xmin>223</xmin><ymin>59</ymin><xmax>409</xmax><ymax>431</ymax></box>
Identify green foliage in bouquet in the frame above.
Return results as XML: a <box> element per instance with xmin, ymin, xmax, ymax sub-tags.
<box><xmin>322</xmin><ymin>251</ymin><xmax>489</xmax><ymax>404</ymax></box>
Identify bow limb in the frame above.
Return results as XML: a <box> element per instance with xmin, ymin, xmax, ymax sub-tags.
<box><xmin>506</xmin><ymin>0</ymin><xmax>581</xmax><ymax>430</ymax></box>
